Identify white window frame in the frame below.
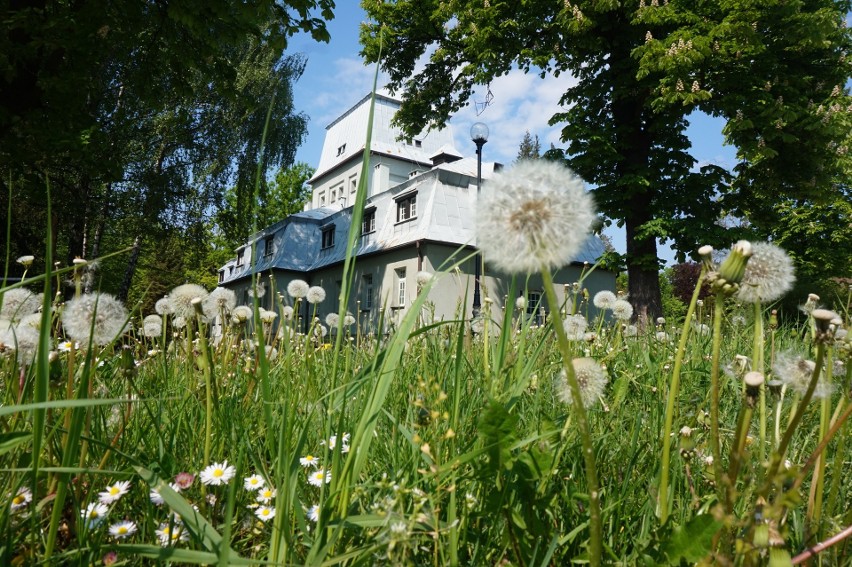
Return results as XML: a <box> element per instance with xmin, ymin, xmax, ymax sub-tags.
<box><xmin>321</xmin><ymin>226</ymin><xmax>335</xmax><ymax>250</ymax></box>
<box><xmin>362</xmin><ymin>209</ymin><xmax>376</xmax><ymax>235</ymax></box>
<box><xmin>396</xmin><ymin>268</ymin><xmax>407</xmax><ymax>307</ymax></box>
<box><xmin>396</xmin><ymin>194</ymin><xmax>417</xmax><ymax>223</ymax></box>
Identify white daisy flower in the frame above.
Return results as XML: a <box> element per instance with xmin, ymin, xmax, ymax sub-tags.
<box><xmin>243</xmin><ymin>474</ymin><xmax>265</xmax><ymax>491</ymax></box>
<box><xmin>98</xmin><ymin>480</ymin><xmax>132</xmax><ymax>505</ymax></box>
<box><xmin>108</xmin><ymin>520</ymin><xmax>137</xmax><ymax>539</ymax></box>
<box><xmin>149</xmin><ymin>482</ymin><xmax>181</xmax><ymax>506</ymax></box>
<box><xmin>81</xmin><ymin>502</ymin><xmax>110</xmax><ymax>529</ymax></box>
<box><xmin>255</xmin><ymin>506</ymin><xmax>276</xmax><ymax>522</ymax></box>
<box><xmin>199</xmin><ymin>461</ymin><xmax>236</xmax><ymax>486</ymax></box>
<box><xmin>10</xmin><ymin>487</ymin><xmax>32</xmax><ymax>511</ymax></box>
<box><xmin>256</xmin><ymin>487</ymin><xmax>277</xmax><ymax>504</ymax></box>
<box><xmin>307</xmin><ymin>504</ymin><xmax>320</xmax><ymax>522</ymax></box>
<box><xmin>299</xmin><ymin>455</ymin><xmax>319</xmax><ymax>468</ymax></box>
<box><xmin>308</xmin><ymin>469</ymin><xmax>331</xmax><ymax>487</ymax></box>
<box><xmin>155</xmin><ymin>523</ymin><xmax>189</xmax><ymax>546</ymax></box>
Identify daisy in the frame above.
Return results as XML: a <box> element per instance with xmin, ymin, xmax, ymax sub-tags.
<box><xmin>57</xmin><ymin>340</ymin><xmax>78</xmax><ymax>352</ymax></box>
<box><xmin>308</xmin><ymin>469</ymin><xmax>331</xmax><ymax>487</ymax></box>
<box><xmin>149</xmin><ymin>482</ymin><xmax>181</xmax><ymax>506</ymax></box>
<box><xmin>199</xmin><ymin>461</ymin><xmax>236</xmax><ymax>486</ymax></box>
<box><xmin>98</xmin><ymin>480</ymin><xmax>131</xmax><ymax>505</ymax></box>
<box><xmin>299</xmin><ymin>455</ymin><xmax>319</xmax><ymax>468</ymax></box>
<box><xmin>174</xmin><ymin>472</ymin><xmax>195</xmax><ymax>490</ymax></box>
<box><xmin>10</xmin><ymin>487</ymin><xmax>32</xmax><ymax>511</ymax></box>
<box><xmin>475</xmin><ymin>160</ymin><xmax>596</xmax><ymax>274</ymax></box>
<box><xmin>108</xmin><ymin>520</ymin><xmax>137</xmax><ymax>539</ymax></box>
<box><xmin>81</xmin><ymin>502</ymin><xmax>110</xmax><ymax>529</ymax></box>
<box><xmin>255</xmin><ymin>506</ymin><xmax>276</xmax><ymax>522</ymax></box>
<box><xmin>322</xmin><ymin>433</ymin><xmax>351</xmax><ymax>453</ymax></box>
<box><xmin>256</xmin><ymin>487</ymin><xmax>277</xmax><ymax>504</ymax></box>
<box><xmin>155</xmin><ymin>523</ymin><xmax>189</xmax><ymax>547</ymax></box>
<box><xmin>244</xmin><ymin>474</ymin><xmax>265</xmax><ymax>491</ymax></box>
<box><xmin>307</xmin><ymin>504</ymin><xmax>320</xmax><ymax>522</ymax></box>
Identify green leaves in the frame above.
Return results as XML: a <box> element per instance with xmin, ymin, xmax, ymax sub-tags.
<box><xmin>478</xmin><ymin>401</ymin><xmax>520</xmax><ymax>473</ymax></box>
<box><xmin>661</xmin><ymin>515</ymin><xmax>723</xmax><ymax>565</ymax></box>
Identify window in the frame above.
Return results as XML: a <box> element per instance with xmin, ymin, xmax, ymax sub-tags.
<box><xmin>331</xmin><ymin>188</ymin><xmax>337</xmax><ymax>201</ymax></box>
<box><xmin>396</xmin><ymin>268</ymin><xmax>407</xmax><ymax>307</ymax></box>
<box><xmin>396</xmin><ymin>193</ymin><xmax>417</xmax><ymax>223</ymax></box>
<box><xmin>236</xmin><ymin>250</ymin><xmax>245</xmax><ymax>267</ymax></box>
<box><xmin>319</xmin><ymin>192</ymin><xmax>326</xmax><ymax>206</ymax></box>
<box><xmin>321</xmin><ymin>226</ymin><xmax>335</xmax><ymax>249</ymax></box>
<box><xmin>350</xmin><ymin>177</ymin><xmax>357</xmax><ymax>193</ymax></box>
<box><xmin>527</xmin><ymin>292</ymin><xmax>543</xmax><ymax>325</ymax></box>
<box><xmin>263</xmin><ymin>236</ymin><xmax>274</xmax><ymax>258</ymax></box>
<box><xmin>218</xmin><ymin>271</ymin><xmax>224</xmax><ymax>283</ymax></box>
<box><xmin>336</xmin><ymin>143</ymin><xmax>346</xmax><ymax>156</ymax></box>
<box><xmin>414</xmin><ymin>139</ymin><xmax>422</xmax><ymax>148</ymax></box>
<box><xmin>362</xmin><ymin>209</ymin><xmax>376</xmax><ymax>235</ymax></box>
<box><xmin>363</xmin><ymin>274</ymin><xmax>373</xmax><ymax>309</ymax></box>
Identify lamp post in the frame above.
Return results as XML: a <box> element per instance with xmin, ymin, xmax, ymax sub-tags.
<box><xmin>470</xmin><ymin>122</ymin><xmax>489</xmax><ymax>318</ymax></box>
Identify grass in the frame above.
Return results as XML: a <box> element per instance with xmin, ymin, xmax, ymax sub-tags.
<box><xmin>1</xmin><ymin>262</ymin><xmax>850</xmax><ymax>565</ymax></box>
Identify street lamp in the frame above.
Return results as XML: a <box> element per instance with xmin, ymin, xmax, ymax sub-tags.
<box><xmin>470</xmin><ymin>122</ymin><xmax>489</xmax><ymax>318</ymax></box>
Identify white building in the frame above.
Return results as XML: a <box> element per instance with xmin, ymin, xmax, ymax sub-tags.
<box><xmin>218</xmin><ymin>93</ymin><xmax>615</xmax><ymax>330</ymax></box>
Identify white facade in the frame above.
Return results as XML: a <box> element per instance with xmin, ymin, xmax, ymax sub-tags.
<box><xmin>219</xmin><ymin>93</ymin><xmax>615</xmax><ymax>330</ymax></box>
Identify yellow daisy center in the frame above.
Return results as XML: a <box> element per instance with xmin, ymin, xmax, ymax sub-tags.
<box><xmin>117</xmin><ymin>526</ymin><xmax>128</xmax><ymax>534</ymax></box>
<box><xmin>306</xmin><ymin>455</ymin><xmax>314</xmax><ymax>461</ymax></box>
<box><xmin>109</xmin><ymin>487</ymin><xmax>120</xmax><ymax>495</ymax></box>
<box><xmin>13</xmin><ymin>495</ymin><xmax>24</xmax><ymax>505</ymax></box>
<box><xmin>213</xmin><ymin>468</ymin><xmax>224</xmax><ymax>478</ymax></box>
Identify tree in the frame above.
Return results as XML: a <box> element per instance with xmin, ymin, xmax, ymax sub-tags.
<box><xmin>217</xmin><ymin>162</ymin><xmax>315</xmax><ymax>247</ymax></box>
<box><xmin>0</xmin><ymin>0</ymin><xmax>332</xmax><ymax>289</ymax></box>
<box><xmin>361</xmin><ymin>0</ymin><xmax>851</xmax><ymax>323</ymax></box>
<box><xmin>516</xmin><ymin>130</ymin><xmax>541</xmax><ymax>161</ymax></box>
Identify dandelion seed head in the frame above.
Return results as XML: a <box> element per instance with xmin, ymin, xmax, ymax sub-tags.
<box><xmin>515</xmin><ymin>296</ymin><xmax>527</xmax><ymax>310</ymax></box>
<box><xmin>773</xmin><ymin>351</ymin><xmax>817</xmax><ymax>397</ymax></box>
<box><xmin>61</xmin><ymin>293</ymin><xmax>129</xmax><ymax>346</ymax></box>
<box><xmin>556</xmin><ymin>357</ymin><xmax>608</xmax><ymax>409</ymax></box>
<box><xmin>281</xmin><ymin>305</ymin><xmax>294</xmax><ymax>320</ymax></box>
<box><xmin>343</xmin><ymin>312</ymin><xmax>356</xmax><ymax>326</ymax></box>
<box><xmin>306</xmin><ymin>286</ymin><xmax>326</xmax><ymax>304</ymax></box>
<box><xmin>475</xmin><ymin>160</ymin><xmax>596</xmax><ymax>274</ymax></box>
<box><xmin>204</xmin><ymin>287</ymin><xmax>237</xmax><ymax>319</ymax></box>
<box><xmin>231</xmin><ymin>305</ymin><xmax>253</xmax><ymax>323</ymax></box>
<box><xmin>0</xmin><ymin>325</ymin><xmax>39</xmax><ymax>364</ymax></box>
<box><xmin>0</xmin><ymin>288</ymin><xmax>41</xmax><ymax>322</ymax></box>
<box><xmin>612</xmin><ymin>299</ymin><xmax>634</xmax><ymax>321</ymax></box>
<box><xmin>259</xmin><ymin>309</ymin><xmax>278</xmax><ymax>324</ymax></box>
<box><xmin>325</xmin><ymin>313</ymin><xmax>340</xmax><ymax>328</ymax></box>
<box><xmin>155</xmin><ymin>297</ymin><xmax>173</xmax><ymax>315</ymax></box>
<box><xmin>168</xmin><ymin>284</ymin><xmax>209</xmax><ymax>319</ymax></box>
<box><xmin>593</xmin><ymin>290</ymin><xmax>617</xmax><ymax>310</ymax></box>
<box><xmin>248</xmin><ymin>282</ymin><xmax>266</xmax><ymax>299</ymax></box>
<box><xmin>563</xmin><ymin>314</ymin><xmax>588</xmax><ymax>341</ymax></box>
<box><xmin>142</xmin><ymin>314</ymin><xmax>162</xmax><ymax>338</ymax></box>
<box><xmin>416</xmin><ymin>271</ymin><xmax>433</xmax><ymax>286</ymax></box>
<box><xmin>736</xmin><ymin>242</ymin><xmax>795</xmax><ymax>303</ymax></box>
<box><xmin>287</xmin><ymin>280</ymin><xmax>310</xmax><ymax>299</ymax></box>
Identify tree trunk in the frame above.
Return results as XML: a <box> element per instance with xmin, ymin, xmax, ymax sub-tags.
<box><xmin>118</xmin><ymin>235</ymin><xmax>141</xmax><ymax>302</ymax></box>
<box><xmin>625</xmin><ymin>212</ymin><xmax>663</xmax><ymax>327</ymax></box>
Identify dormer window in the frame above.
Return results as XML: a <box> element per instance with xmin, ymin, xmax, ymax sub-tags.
<box><xmin>396</xmin><ymin>193</ymin><xmax>417</xmax><ymax>223</ymax></box>
<box><xmin>236</xmin><ymin>249</ymin><xmax>245</xmax><ymax>267</ymax></box>
<box><xmin>321</xmin><ymin>225</ymin><xmax>335</xmax><ymax>249</ymax></box>
<box><xmin>336</xmin><ymin>143</ymin><xmax>346</xmax><ymax>156</ymax></box>
<box><xmin>263</xmin><ymin>236</ymin><xmax>274</xmax><ymax>258</ymax></box>
<box><xmin>414</xmin><ymin>140</ymin><xmax>422</xmax><ymax>148</ymax></box>
<box><xmin>362</xmin><ymin>208</ymin><xmax>376</xmax><ymax>235</ymax></box>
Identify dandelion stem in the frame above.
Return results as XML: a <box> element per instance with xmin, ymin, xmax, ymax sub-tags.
<box><xmin>709</xmin><ymin>292</ymin><xmax>727</xmax><ymax>508</ymax></box>
<box><xmin>541</xmin><ymin>268</ymin><xmax>601</xmax><ymax>567</ymax></box>
<box><xmin>753</xmin><ymin>301</ymin><xmax>767</xmax><ymax>466</ymax></box>
<box><xmin>658</xmin><ymin>265</ymin><xmax>707</xmax><ymax>524</ymax></box>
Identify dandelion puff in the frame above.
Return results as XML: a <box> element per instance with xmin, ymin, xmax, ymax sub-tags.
<box><xmin>343</xmin><ymin>312</ymin><xmax>356</xmax><ymax>326</ymax></box>
<box><xmin>515</xmin><ymin>296</ymin><xmax>527</xmax><ymax>310</ymax></box>
<box><xmin>231</xmin><ymin>305</ymin><xmax>253</xmax><ymax>323</ymax></box>
<box><xmin>155</xmin><ymin>297</ymin><xmax>173</xmax><ymax>316</ymax></box>
<box><xmin>772</xmin><ymin>351</ymin><xmax>826</xmax><ymax>398</ymax></box>
<box><xmin>612</xmin><ymin>299</ymin><xmax>633</xmax><ymax>321</ymax></box>
<box><xmin>199</xmin><ymin>461</ymin><xmax>236</xmax><ymax>486</ymax></box>
<box><xmin>0</xmin><ymin>288</ymin><xmax>41</xmax><ymax>322</ymax></box>
<box><xmin>0</xmin><ymin>325</ymin><xmax>40</xmax><ymax>364</ymax></box>
<box><xmin>325</xmin><ymin>313</ymin><xmax>339</xmax><ymax>328</ymax></box>
<box><xmin>204</xmin><ymin>287</ymin><xmax>237</xmax><ymax>320</ymax></box>
<box><xmin>18</xmin><ymin>312</ymin><xmax>42</xmax><ymax>331</ymax></box>
<box><xmin>736</xmin><ymin>242</ymin><xmax>795</xmax><ymax>303</ymax></box>
<box><xmin>416</xmin><ymin>271</ymin><xmax>433</xmax><ymax>286</ymax></box>
<box><xmin>259</xmin><ymin>309</ymin><xmax>278</xmax><ymax>324</ymax></box>
<box><xmin>168</xmin><ymin>284</ymin><xmax>209</xmax><ymax>320</ymax></box>
<box><xmin>624</xmin><ymin>324</ymin><xmax>638</xmax><ymax>337</ymax></box>
<box><xmin>10</xmin><ymin>487</ymin><xmax>32</xmax><ymax>512</ymax></box>
<box><xmin>307</xmin><ymin>286</ymin><xmax>326</xmax><ymax>304</ymax></box>
<box><xmin>62</xmin><ymin>293</ymin><xmax>130</xmax><ymax>346</ymax></box>
<box><xmin>555</xmin><ymin>357</ymin><xmax>608</xmax><ymax>410</ymax></box>
<box><xmin>248</xmin><ymin>282</ymin><xmax>266</xmax><ymax>299</ymax></box>
<box><xmin>287</xmin><ymin>280</ymin><xmax>310</xmax><ymax>299</ymax></box>
<box><xmin>98</xmin><ymin>480</ymin><xmax>131</xmax><ymax>505</ymax></box>
<box><xmin>593</xmin><ymin>290</ymin><xmax>617</xmax><ymax>310</ymax></box>
<box><xmin>475</xmin><ymin>160</ymin><xmax>596</xmax><ymax>273</ymax></box>
<box><xmin>281</xmin><ymin>305</ymin><xmax>294</xmax><ymax>320</ymax></box>
<box><xmin>255</xmin><ymin>506</ymin><xmax>276</xmax><ymax>522</ymax></box>
<box><xmin>108</xmin><ymin>520</ymin><xmax>137</xmax><ymax>539</ymax></box>
<box><xmin>142</xmin><ymin>314</ymin><xmax>162</xmax><ymax>338</ymax></box>
<box><xmin>244</xmin><ymin>475</ymin><xmax>265</xmax><ymax>491</ymax></box>
<box><xmin>563</xmin><ymin>314</ymin><xmax>588</xmax><ymax>341</ymax></box>
<box><xmin>81</xmin><ymin>502</ymin><xmax>109</xmax><ymax>529</ymax></box>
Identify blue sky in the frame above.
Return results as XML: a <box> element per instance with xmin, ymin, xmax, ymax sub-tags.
<box><xmin>287</xmin><ymin>4</ymin><xmax>738</xmax><ymax>261</ymax></box>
